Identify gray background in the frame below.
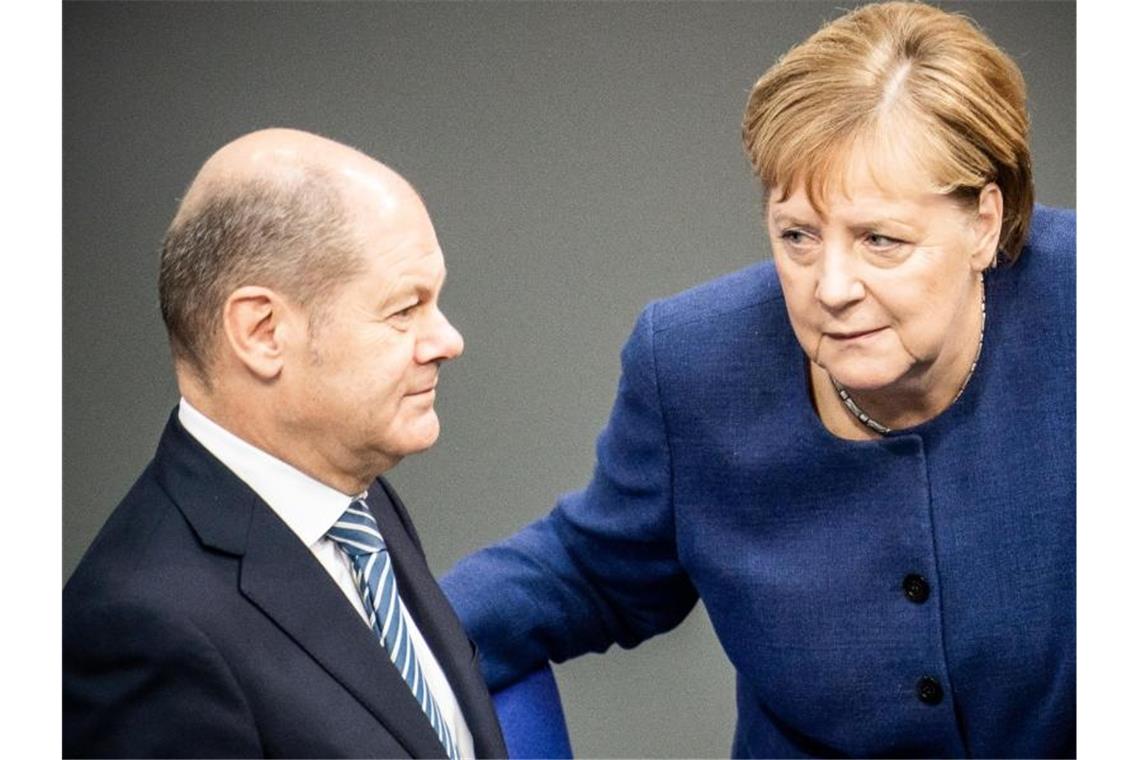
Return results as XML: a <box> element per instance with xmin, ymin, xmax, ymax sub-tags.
<box><xmin>63</xmin><ymin>2</ymin><xmax>1074</xmax><ymax>756</ymax></box>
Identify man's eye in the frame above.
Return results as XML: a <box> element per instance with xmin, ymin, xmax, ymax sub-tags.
<box><xmin>780</xmin><ymin>229</ymin><xmax>809</xmax><ymax>245</ymax></box>
<box><xmin>392</xmin><ymin>303</ymin><xmax>418</xmax><ymax>319</ymax></box>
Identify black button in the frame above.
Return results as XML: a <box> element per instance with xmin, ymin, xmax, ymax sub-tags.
<box><xmin>916</xmin><ymin>676</ymin><xmax>943</xmax><ymax>705</ymax></box>
<box><xmin>902</xmin><ymin>574</ymin><xmax>930</xmax><ymax>604</ymax></box>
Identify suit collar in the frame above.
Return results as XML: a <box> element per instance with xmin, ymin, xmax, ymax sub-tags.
<box><xmin>153</xmin><ymin>409</ymin><xmax>258</xmax><ymax>556</ymax></box>
<box><xmin>176</xmin><ymin>398</ymin><xmax>357</xmax><ymax>548</ymax></box>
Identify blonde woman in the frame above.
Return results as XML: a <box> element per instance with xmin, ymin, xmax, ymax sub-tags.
<box><xmin>444</xmin><ymin>3</ymin><xmax>1074</xmax><ymax>756</ymax></box>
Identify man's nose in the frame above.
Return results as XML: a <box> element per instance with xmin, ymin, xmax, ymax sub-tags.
<box><xmin>814</xmin><ymin>244</ymin><xmax>865</xmax><ymax>311</ymax></box>
<box><xmin>416</xmin><ymin>307</ymin><xmax>464</xmax><ymax>364</ymax></box>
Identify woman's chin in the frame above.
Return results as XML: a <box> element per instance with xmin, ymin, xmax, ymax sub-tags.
<box><xmin>823</xmin><ymin>362</ymin><xmax>906</xmax><ymax>394</ymax></box>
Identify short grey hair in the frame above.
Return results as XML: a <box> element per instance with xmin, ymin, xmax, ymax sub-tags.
<box><xmin>158</xmin><ymin>165</ymin><xmax>363</xmax><ymax>381</ymax></box>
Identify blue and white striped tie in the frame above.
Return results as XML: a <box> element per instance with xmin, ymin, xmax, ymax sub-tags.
<box><xmin>327</xmin><ymin>499</ymin><xmax>459</xmax><ymax>760</ymax></box>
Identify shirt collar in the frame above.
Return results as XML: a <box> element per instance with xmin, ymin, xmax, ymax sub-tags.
<box><xmin>178</xmin><ymin>398</ymin><xmax>363</xmax><ymax>547</ymax></box>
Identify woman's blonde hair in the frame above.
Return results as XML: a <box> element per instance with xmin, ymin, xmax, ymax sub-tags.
<box><xmin>742</xmin><ymin>1</ymin><xmax>1033</xmax><ymax>262</ymax></box>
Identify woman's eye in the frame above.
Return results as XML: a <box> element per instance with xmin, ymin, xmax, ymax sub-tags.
<box><xmin>865</xmin><ymin>233</ymin><xmax>901</xmax><ymax>250</ymax></box>
<box><xmin>778</xmin><ymin>229</ymin><xmax>821</xmax><ymax>262</ymax></box>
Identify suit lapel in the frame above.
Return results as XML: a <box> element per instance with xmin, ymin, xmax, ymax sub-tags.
<box><xmin>369</xmin><ymin>482</ymin><xmax>507</xmax><ymax>759</ymax></box>
<box><xmin>239</xmin><ymin>505</ymin><xmax>448</xmax><ymax>759</ymax></box>
<box><xmin>154</xmin><ymin>412</ymin><xmax>448</xmax><ymax>759</ymax></box>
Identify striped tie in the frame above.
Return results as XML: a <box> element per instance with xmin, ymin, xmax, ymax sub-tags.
<box><xmin>327</xmin><ymin>499</ymin><xmax>459</xmax><ymax>760</ymax></box>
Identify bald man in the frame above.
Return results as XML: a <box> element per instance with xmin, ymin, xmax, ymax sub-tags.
<box><xmin>63</xmin><ymin>129</ymin><xmax>507</xmax><ymax>759</ymax></box>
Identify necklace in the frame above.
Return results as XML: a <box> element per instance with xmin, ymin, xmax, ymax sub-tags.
<box><xmin>830</xmin><ymin>273</ymin><xmax>986</xmax><ymax>436</ymax></box>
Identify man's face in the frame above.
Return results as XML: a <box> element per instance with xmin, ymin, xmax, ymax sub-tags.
<box><xmin>282</xmin><ymin>188</ymin><xmax>464</xmax><ymax>486</ymax></box>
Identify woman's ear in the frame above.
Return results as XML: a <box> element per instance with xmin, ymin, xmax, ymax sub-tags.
<box><xmin>220</xmin><ymin>286</ymin><xmax>294</xmax><ymax>381</ymax></box>
<box><xmin>970</xmin><ymin>183</ymin><xmax>1004</xmax><ymax>271</ymax></box>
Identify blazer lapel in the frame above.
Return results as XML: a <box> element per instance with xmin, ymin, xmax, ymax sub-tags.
<box><xmin>154</xmin><ymin>411</ymin><xmax>448</xmax><ymax>759</ymax></box>
<box><xmin>239</xmin><ymin>505</ymin><xmax>449</xmax><ymax>758</ymax></box>
<box><xmin>369</xmin><ymin>483</ymin><xmax>507</xmax><ymax>759</ymax></box>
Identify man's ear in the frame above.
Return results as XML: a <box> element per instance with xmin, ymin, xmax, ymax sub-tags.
<box><xmin>221</xmin><ymin>286</ymin><xmax>299</xmax><ymax>380</ymax></box>
<box><xmin>970</xmin><ymin>183</ymin><xmax>1004</xmax><ymax>271</ymax></box>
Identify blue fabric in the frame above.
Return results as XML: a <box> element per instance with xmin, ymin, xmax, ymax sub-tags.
<box><xmin>491</xmin><ymin>665</ymin><xmax>573</xmax><ymax>759</ymax></box>
<box><xmin>443</xmin><ymin>205</ymin><xmax>1075</xmax><ymax>758</ymax></box>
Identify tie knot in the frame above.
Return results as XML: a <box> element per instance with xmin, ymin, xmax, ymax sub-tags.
<box><xmin>326</xmin><ymin>500</ymin><xmax>386</xmax><ymax>558</ymax></box>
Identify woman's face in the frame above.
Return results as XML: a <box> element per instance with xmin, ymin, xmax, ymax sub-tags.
<box><xmin>767</xmin><ymin>162</ymin><xmax>999</xmax><ymax>395</ymax></box>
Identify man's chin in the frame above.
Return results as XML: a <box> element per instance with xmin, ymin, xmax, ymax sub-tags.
<box><xmin>402</xmin><ymin>415</ymin><xmax>442</xmax><ymax>454</ymax></box>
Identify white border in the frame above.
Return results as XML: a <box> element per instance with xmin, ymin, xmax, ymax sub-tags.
<box><xmin>5</xmin><ymin>1</ymin><xmax>62</xmax><ymax>756</ymax></box>
<box><xmin>1077</xmin><ymin>0</ymin><xmax>1138</xmax><ymax>755</ymax></box>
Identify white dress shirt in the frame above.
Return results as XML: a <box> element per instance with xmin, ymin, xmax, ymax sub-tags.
<box><xmin>178</xmin><ymin>399</ymin><xmax>474</xmax><ymax>759</ymax></box>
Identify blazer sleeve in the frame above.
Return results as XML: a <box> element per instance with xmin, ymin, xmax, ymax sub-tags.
<box><xmin>64</xmin><ymin>597</ymin><xmax>261</xmax><ymax>759</ymax></box>
<box><xmin>442</xmin><ymin>304</ymin><xmax>699</xmax><ymax>690</ymax></box>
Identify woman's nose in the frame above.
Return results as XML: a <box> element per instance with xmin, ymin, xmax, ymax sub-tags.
<box><xmin>815</xmin><ymin>245</ymin><xmax>865</xmax><ymax>310</ymax></box>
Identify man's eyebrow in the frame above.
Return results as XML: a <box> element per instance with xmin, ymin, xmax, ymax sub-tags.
<box><xmin>379</xmin><ymin>270</ymin><xmax>446</xmax><ymax>307</ymax></box>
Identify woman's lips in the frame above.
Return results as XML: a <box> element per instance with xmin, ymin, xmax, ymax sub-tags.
<box><xmin>827</xmin><ymin>326</ymin><xmax>886</xmax><ymax>342</ymax></box>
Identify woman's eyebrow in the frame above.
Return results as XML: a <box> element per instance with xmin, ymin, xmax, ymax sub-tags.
<box><xmin>770</xmin><ymin>210</ymin><xmax>817</xmax><ymax>227</ymax></box>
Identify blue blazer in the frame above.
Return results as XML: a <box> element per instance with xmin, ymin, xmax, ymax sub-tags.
<box><xmin>443</xmin><ymin>206</ymin><xmax>1075</xmax><ymax>758</ymax></box>
<box><xmin>64</xmin><ymin>412</ymin><xmax>508</xmax><ymax>759</ymax></box>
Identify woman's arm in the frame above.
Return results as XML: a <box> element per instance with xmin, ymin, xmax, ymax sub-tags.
<box><xmin>442</xmin><ymin>303</ymin><xmax>698</xmax><ymax>690</ymax></box>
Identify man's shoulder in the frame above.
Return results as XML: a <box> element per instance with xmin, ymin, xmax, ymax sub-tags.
<box><xmin>67</xmin><ymin>462</ymin><xmax>170</xmax><ymax>581</ymax></box>
<box><xmin>648</xmin><ymin>260</ymin><xmax>783</xmax><ymax>336</ymax></box>
<box><xmin>64</xmin><ymin>453</ymin><xmax>234</xmax><ymax>620</ymax></box>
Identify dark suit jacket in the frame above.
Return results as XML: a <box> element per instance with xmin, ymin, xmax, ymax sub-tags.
<box><xmin>64</xmin><ymin>410</ymin><xmax>507</xmax><ymax>759</ymax></box>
